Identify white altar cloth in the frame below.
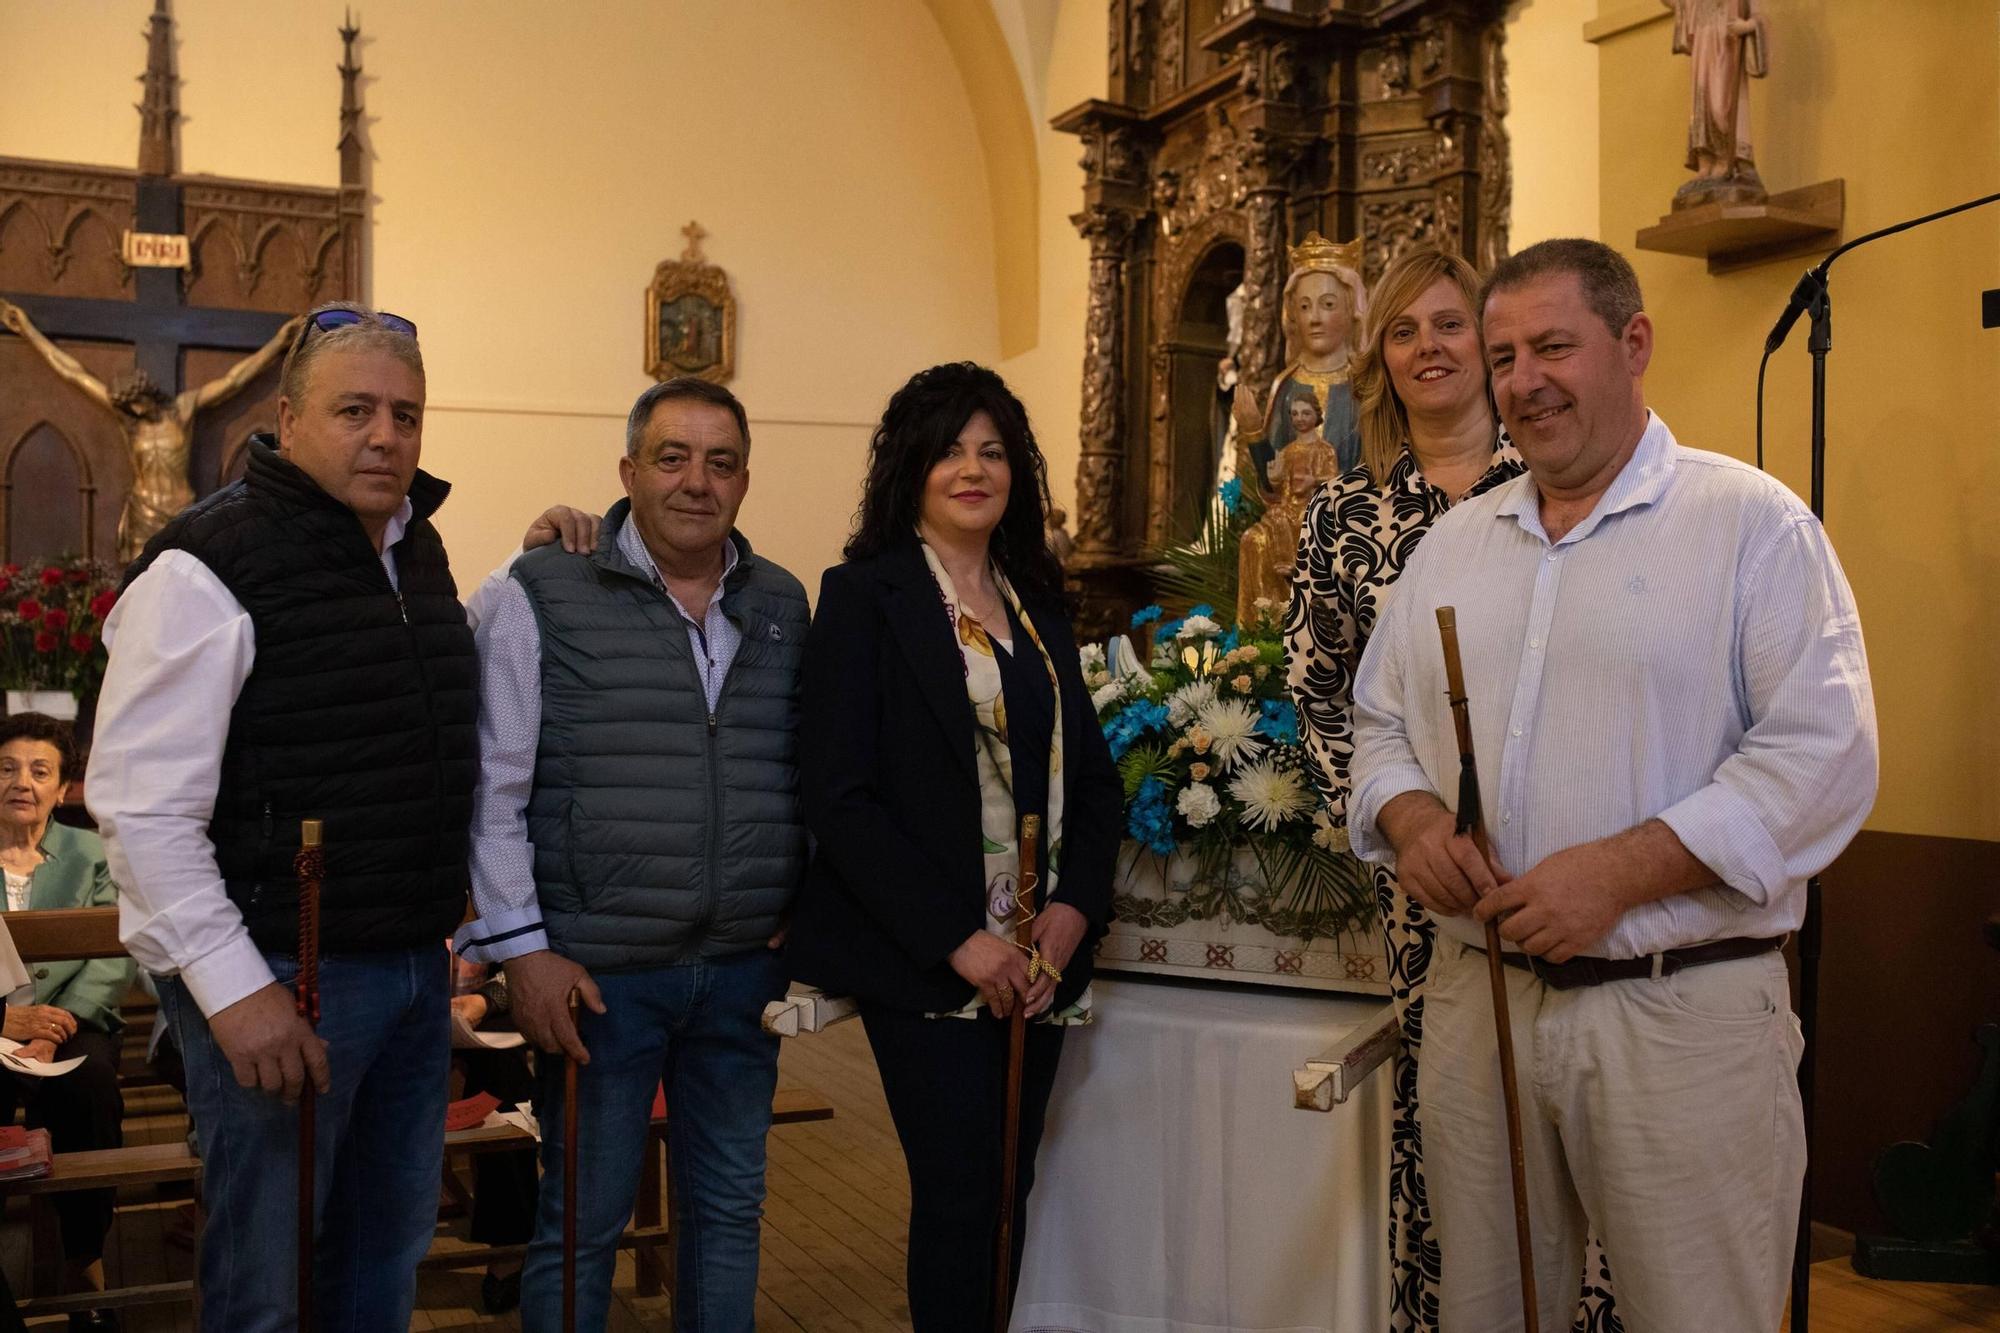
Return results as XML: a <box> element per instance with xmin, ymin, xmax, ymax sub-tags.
<box><xmin>1012</xmin><ymin>977</ymin><xmax>1392</xmax><ymax>1333</ymax></box>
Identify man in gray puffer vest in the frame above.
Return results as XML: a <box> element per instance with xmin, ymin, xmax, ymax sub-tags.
<box><xmin>455</xmin><ymin>377</ymin><xmax>807</xmax><ymax>1333</ymax></box>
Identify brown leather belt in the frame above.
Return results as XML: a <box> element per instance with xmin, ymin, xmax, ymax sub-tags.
<box><xmin>1487</xmin><ymin>934</ymin><xmax>1787</xmax><ymax>991</ymax></box>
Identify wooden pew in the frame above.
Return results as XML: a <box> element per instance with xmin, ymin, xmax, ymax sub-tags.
<box><xmin>0</xmin><ymin>908</ymin><xmax>837</xmax><ymax>1315</ymax></box>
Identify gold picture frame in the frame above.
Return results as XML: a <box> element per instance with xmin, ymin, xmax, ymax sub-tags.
<box><xmin>644</xmin><ymin>221</ymin><xmax>735</xmax><ymax>384</ymax></box>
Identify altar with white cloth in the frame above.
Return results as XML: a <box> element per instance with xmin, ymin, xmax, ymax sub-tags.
<box><xmin>1012</xmin><ymin>977</ymin><xmax>1392</xmax><ymax>1333</ymax></box>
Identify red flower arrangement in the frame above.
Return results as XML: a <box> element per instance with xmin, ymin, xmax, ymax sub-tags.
<box><xmin>2</xmin><ymin>557</ymin><xmax>119</xmax><ymax>699</ymax></box>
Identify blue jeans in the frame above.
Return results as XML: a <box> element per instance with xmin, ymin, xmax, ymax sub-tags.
<box><xmin>520</xmin><ymin>949</ymin><xmax>788</xmax><ymax>1333</ymax></box>
<box><xmin>158</xmin><ymin>947</ymin><xmax>449</xmax><ymax>1333</ymax></box>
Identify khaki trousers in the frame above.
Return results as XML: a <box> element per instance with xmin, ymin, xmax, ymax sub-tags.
<box><xmin>1417</xmin><ymin>936</ymin><xmax>1806</xmax><ymax>1333</ymax></box>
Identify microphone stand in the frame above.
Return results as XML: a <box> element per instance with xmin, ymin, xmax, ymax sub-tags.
<box><xmin>1762</xmin><ymin>187</ymin><xmax>2000</xmax><ymax>1333</ymax></box>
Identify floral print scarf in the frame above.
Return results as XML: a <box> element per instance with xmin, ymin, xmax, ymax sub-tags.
<box><xmin>919</xmin><ymin>540</ymin><xmax>1089</xmax><ymax>1024</ymax></box>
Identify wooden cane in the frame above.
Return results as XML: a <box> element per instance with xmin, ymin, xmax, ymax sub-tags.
<box><xmin>563</xmin><ymin>988</ymin><xmax>582</xmax><ymax>1333</ymax></box>
<box><xmin>293</xmin><ymin>819</ymin><xmax>325</xmax><ymax>1333</ymax></box>
<box><xmin>1435</xmin><ymin>608</ymin><xmax>1539</xmax><ymax>1333</ymax></box>
<box><xmin>992</xmin><ymin>813</ymin><xmax>1041</xmax><ymax>1333</ymax></box>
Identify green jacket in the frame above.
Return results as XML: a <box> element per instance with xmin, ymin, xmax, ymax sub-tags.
<box><xmin>10</xmin><ymin>821</ymin><xmax>133</xmax><ymax>1033</ymax></box>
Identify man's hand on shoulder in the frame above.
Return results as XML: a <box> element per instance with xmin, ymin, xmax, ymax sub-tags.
<box><xmin>207</xmin><ymin>983</ymin><xmax>330</xmax><ymax>1104</ymax></box>
<box><xmin>1378</xmin><ymin>791</ymin><xmax>1501</xmax><ymax>918</ymax></box>
<box><xmin>502</xmin><ymin>949</ymin><xmax>605</xmax><ymax>1063</ymax></box>
<box><xmin>521</xmin><ymin>507</ymin><xmax>602</xmax><ymax>554</ymax></box>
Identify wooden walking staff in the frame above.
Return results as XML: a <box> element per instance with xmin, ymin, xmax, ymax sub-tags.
<box><xmin>563</xmin><ymin>989</ymin><xmax>582</xmax><ymax>1333</ymax></box>
<box><xmin>293</xmin><ymin>819</ymin><xmax>325</xmax><ymax>1333</ymax></box>
<box><xmin>1434</xmin><ymin>608</ymin><xmax>1539</xmax><ymax>1333</ymax></box>
<box><xmin>992</xmin><ymin>813</ymin><xmax>1041</xmax><ymax>1333</ymax></box>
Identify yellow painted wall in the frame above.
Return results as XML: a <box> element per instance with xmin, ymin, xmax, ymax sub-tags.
<box><xmin>1593</xmin><ymin>0</ymin><xmax>2000</xmax><ymax>840</ymax></box>
<box><xmin>1507</xmin><ymin>0</ymin><xmax>1601</xmax><ymax>245</ymax></box>
<box><xmin>0</xmin><ymin>0</ymin><xmax>1008</xmax><ymax>589</ymax></box>
<box><xmin>995</xmin><ymin>0</ymin><xmax>1104</xmax><ymax>524</ymax></box>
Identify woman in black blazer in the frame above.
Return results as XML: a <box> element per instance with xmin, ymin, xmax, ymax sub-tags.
<box><xmin>786</xmin><ymin>363</ymin><xmax>1121</xmax><ymax>1331</ymax></box>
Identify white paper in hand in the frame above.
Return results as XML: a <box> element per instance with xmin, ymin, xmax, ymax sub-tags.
<box><xmin>0</xmin><ymin>1038</ymin><xmax>85</xmax><ymax>1078</ymax></box>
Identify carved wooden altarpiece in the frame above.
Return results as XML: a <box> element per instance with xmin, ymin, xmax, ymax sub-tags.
<box><xmin>0</xmin><ymin>2</ymin><xmax>368</xmax><ymax>564</ymax></box>
<box><xmin>1055</xmin><ymin>0</ymin><xmax>1512</xmax><ymax>636</ymax></box>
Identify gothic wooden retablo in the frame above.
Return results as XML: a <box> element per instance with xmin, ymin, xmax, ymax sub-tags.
<box><xmin>645</xmin><ymin>221</ymin><xmax>736</xmax><ymax>385</ymax></box>
<box><xmin>0</xmin><ymin>1</ymin><xmax>367</xmax><ymax>565</ymax></box>
<box><xmin>1055</xmin><ymin>0</ymin><xmax>1512</xmax><ymax>636</ymax></box>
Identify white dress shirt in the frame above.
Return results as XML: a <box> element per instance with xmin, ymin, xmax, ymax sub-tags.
<box><xmin>87</xmin><ymin>501</ymin><xmax>412</xmax><ymax>1018</ymax></box>
<box><xmin>1349</xmin><ymin>412</ymin><xmax>1877</xmax><ymax>959</ymax></box>
<box><xmin>453</xmin><ymin>519</ymin><xmax>741</xmax><ymax>965</ymax></box>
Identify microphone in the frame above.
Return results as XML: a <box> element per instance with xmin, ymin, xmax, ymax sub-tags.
<box><xmin>1765</xmin><ymin>189</ymin><xmax>2000</xmax><ymax>356</ymax></box>
<box><xmin>1763</xmin><ymin>265</ymin><xmax>1828</xmax><ymax>356</ymax></box>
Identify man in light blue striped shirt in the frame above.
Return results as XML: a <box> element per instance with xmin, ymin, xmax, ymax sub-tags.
<box><xmin>1351</xmin><ymin>239</ymin><xmax>1876</xmax><ymax>1331</ymax></box>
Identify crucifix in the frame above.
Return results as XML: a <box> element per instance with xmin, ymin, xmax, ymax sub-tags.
<box><xmin>0</xmin><ymin>0</ymin><xmax>367</xmax><ymax>561</ymax></box>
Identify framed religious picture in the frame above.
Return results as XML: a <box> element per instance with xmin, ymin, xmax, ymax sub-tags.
<box><xmin>644</xmin><ymin>221</ymin><xmax>736</xmax><ymax>384</ymax></box>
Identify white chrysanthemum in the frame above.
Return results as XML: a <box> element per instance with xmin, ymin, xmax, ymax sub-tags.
<box><xmin>1312</xmin><ymin>808</ymin><xmax>1350</xmax><ymax>853</ymax></box>
<box><xmin>1091</xmin><ymin>680</ymin><xmax>1129</xmax><ymax>712</ymax></box>
<box><xmin>1175</xmin><ymin>614</ymin><xmax>1222</xmax><ymax>641</ymax></box>
<box><xmin>1176</xmin><ymin>782</ymin><xmax>1222</xmax><ymax>828</ymax></box>
<box><xmin>1166</xmin><ymin>680</ymin><xmax>1217</xmax><ymax>728</ymax></box>
<box><xmin>1079</xmin><ymin>643</ymin><xmax>1107</xmax><ymax>671</ymax></box>
<box><xmin>1194</xmin><ymin>697</ymin><xmax>1265</xmax><ymax>772</ymax></box>
<box><xmin>1229</xmin><ymin>760</ymin><xmax>1313</xmax><ymax>831</ymax></box>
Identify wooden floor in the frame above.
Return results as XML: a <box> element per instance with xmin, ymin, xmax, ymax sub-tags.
<box><xmin>7</xmin><ymin>1020</ymin><xmax>1998</xmax><ymax>1331</ymax></box>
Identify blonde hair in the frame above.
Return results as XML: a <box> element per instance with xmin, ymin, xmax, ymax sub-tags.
<box><xmin>1352</xmin><ymin>248</ymin><xmax>1485</xmax><ymax>484</ymax></box>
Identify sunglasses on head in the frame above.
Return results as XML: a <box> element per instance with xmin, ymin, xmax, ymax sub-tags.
<box><xmin>299</xmin><ymin>308</ymin><xmax>419</xmax><ymax>344</ymax></box>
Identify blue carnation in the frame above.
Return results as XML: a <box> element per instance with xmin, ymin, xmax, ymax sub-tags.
<box><xmin>1130</xmin><ymin>605</ymin><xmax>1164</xmax><ymax>628</ymax></box>
<box><xmin>1188</xmin><ymin>604</ymin><xmax>1215</xmax><ymax>621</ymax></box>
<box><xmin>1126</xmin><ymin>776</ymin><xmax>1178</xmax><ymax>856</ymax></box>
<box><xmin>1104</xmin><ymin>699</ymin><xmax>1171</xmax><ymax>760</ymax></box>
<box><xmin>1220</xmin><ymin>628</ymin><xmax>1241</xmax><ymax>653</ymax></box>
<box><xmin>1220</xmin><ymin>477</ymin><xmax>1243</xmax><ymax>515</ymax></box>
<box><xmin>1256</xmin><ymin>698</ymin><xmax>1300</xmax><ymax>745</ymax></box>
<box><xmin>1154</xmin><ymin>617</ymin><xmax>1184</xmax><ymax>645</ymax></box>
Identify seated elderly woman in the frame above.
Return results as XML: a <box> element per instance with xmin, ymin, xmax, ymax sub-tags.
<box><xmin>0</xmin><ymin>712</ymin><xmax>134</xmax><ymax>1329</ymax></box>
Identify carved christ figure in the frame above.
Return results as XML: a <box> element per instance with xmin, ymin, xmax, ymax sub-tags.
<box><xmin>1665</xmin><ymin>0</ymin><xmax>1769</xmax><ymax>202</ymax></box>
<box><xmin>0</xmin><ymin>298</ymin><xmax>303</xmax><ymax>561</ymax></box>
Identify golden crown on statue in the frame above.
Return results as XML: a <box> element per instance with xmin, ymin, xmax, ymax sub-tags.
<box><xmin>1287</xmin><ymin>232</ymin><xmax>1363</xmax><ymax>276</ymax></box>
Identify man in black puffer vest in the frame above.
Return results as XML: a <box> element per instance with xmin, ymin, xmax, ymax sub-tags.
<box><xmin>455</xmin><ymin>377</ymin><xmax>807</xmax><ymax>1333</ymax></box>
<box><xmin>90</xmin><ymin>305</ymin><xmax>475</xmax><ymax>1333</ymax></box>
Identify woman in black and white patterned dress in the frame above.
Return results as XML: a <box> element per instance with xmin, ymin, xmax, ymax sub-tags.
<box><xmin>1282</xmin><ymin>247</ymin><xmax>1621</xmax><ymax>1333</ymax></box>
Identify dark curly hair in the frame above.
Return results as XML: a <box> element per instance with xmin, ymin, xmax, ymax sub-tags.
<box><xmin>0</xmin><ymin>712</ymin><xmax>78</xmax><ymax>783</ymax></box>
<box><xmin>845</xmin><ymin>363</ymin><xmax>1065</xmax><ymax>606</ymax></box>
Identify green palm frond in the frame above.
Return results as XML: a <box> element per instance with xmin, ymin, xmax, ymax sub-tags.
<box><xmin>1116</xmin><ymin>743</ymin><xmax>1178</xmax><ymax>800</ymax></box>
<box><xmin>1249</xmin><ymin>834</ymin><xmax>1374</xmax><ymax>940</ymax></box>
<box><xmin>1150</xmin><ymin>484</ymin><xmax>1261</xmax><ymax>615</ymax></box>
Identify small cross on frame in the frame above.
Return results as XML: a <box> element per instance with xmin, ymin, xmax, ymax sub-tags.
<box><xmin>680</xmin><ymin>220</ymin><xmax>708</xmax><ymax>263</ymax></box>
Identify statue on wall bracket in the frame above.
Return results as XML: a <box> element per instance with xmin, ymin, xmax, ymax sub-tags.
<box><xmin>1665</xmin><ymin>0</ymin><xmax>1770</xmax><ymax>210</ymax></box>
<box><xmin>646</xmin><ymin>221</ymin><xmax>736</xmax><ymax>384</ymax></box>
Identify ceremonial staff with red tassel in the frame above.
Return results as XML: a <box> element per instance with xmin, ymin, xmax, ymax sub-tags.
<box><xmin>293</xmin><ymin>819</ymin><xmax>325</xmax><ymax>1333</ymax></box>
<box><xmin>1434</xmin><ymin>608</ymin><xmax>1539</xmax><ymax>1333</ymax></box>
<box><xmin>992</xmin><ymin>813</ymin><xmax>1042</xmax><ymax>1333</ymax></box>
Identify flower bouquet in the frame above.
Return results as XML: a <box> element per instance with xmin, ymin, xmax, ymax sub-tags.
<box><xmin>1</xmin><ymin>557</ymin><xmax>120</xmax><ymax>715</ymax></box>
<box><xmin>1083</xmin><ymin>599</ymin><xmax>1384</xmax><ymax>993</ymax></box>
